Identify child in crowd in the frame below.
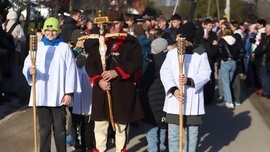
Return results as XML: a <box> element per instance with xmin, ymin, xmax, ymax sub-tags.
<box><xmin>23</xmin><ymin>17</ymin><xmax>81</xmax><ymax>152</ymax></box>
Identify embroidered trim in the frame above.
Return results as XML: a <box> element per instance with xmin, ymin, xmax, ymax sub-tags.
<box><xmin>89</xmin><ymin>75</ymin><xmax>102</xmax><ymax>85</ymax></box>
<box><xmin>111</xmin><ymin>52</ymin><xmax>120</xmax><ymax>56</ymax></box>
<box><xmin>115</xmin><ymin>67</ymin><xmax>130</xmax><ymax>79</ymax></box>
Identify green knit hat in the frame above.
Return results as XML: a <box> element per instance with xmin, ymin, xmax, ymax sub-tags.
<box><xmin>43</xmin><ymin>17</ymin><xmax>60</xmax><ymax>32</ymax></box>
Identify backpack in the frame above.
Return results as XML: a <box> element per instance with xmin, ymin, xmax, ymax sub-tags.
<box><xmin>4</xmin><ymin>22</ymin><xmax>19</xmax><ymax>53</ymax></box>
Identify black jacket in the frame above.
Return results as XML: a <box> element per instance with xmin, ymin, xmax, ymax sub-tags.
<box><xmin>139</xmin><ymin>51</ymin><xmax>167</xmax><ymax>128</ymax></box>
<box><xmin>0</xmin><ymin>27</ymin><xmax>13</xmax><ymax>52</ymax></box>
<box><xmin>61</xmin><ymin>17</ymin><xmax>78</xmax><ymax>43</ymax></box>
<box><xmin>254</xmin><ymin>34</ymin><xmax>270</xmax><ymax>66</ymax></box>
<box><xmin>218</xmin><ymin>38</ymin><xmax>238</xmax><ymax>60</ymax></box>
<box><xmin>195</xmin><ymin>29</ymin><xmax>219</xmax><ymax>64</ymax></box>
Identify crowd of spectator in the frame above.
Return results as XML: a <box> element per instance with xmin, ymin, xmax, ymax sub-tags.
<box><xmin>1</xmin><ymin>8</ymin><xmax>270</xmax><ymax>152</ymax></box>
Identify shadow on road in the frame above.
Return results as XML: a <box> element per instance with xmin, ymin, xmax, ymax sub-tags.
<box><xmin>198</xmin><ymin>79</ymin><xmax>252</xmax><ymax>152</ymax></box>
<box><xmin>198</xmin><ymin>106</ymin><xmax>251</xmax><ymax>152</ymax></box>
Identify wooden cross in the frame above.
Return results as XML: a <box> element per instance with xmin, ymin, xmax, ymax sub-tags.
<box><xmin>78</xmin><ymin>10</ymin><xmax>127</xmax><ymax>41</ymax></box>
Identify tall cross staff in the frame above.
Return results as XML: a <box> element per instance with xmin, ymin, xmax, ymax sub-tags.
<box><xmin>176</xmin><ymin>34</ymin><xmax>186</xmax><ymax>152</ymax></box>
<box><xmin>78</xmin><ymin>11</ymin><xmax>127</xmax><ymax>131</ymax></box>
<box><xmin>29</xmin><ymin>35</ymin><xmax>38</xmax><ymax>152</ymax></box>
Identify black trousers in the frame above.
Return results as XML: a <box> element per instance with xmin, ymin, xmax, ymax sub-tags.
<box><xmin>72</xmin><ymin>114</ymin><xmax>95</xmax><ymax>150</ymax></box>
<box><xmin>37</xmin><ymin>106</ymin><xmax>66</xmax><ymax>152</ymax></box>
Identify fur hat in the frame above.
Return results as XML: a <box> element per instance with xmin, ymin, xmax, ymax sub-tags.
<box><xmin>71</xmin><ymin>29</ymin><xmax>86</xmax><ymax>44</ymax></box>
<box><xmin>133</xmin><ymin>23</ymin><xmax>149</xmax><ymax>36</ymax></box>
<box><xmin>43</xmin><ymin>17</ymin><xmax>60</xmax><ymax>33</ymax></box>
<box><xmin>107</xmin><ymin>10</ymin><xmax>124</xmax><ymax>21</ymax></box>
<box><xmin>151</xmin><ymin>38</ymin><xmax>168</xmax><ymax>54</ymax></box>
<box><xmin>6</xmin><ymin>10</ymin><xmax>18</xmax><ymax>20</ymax></box>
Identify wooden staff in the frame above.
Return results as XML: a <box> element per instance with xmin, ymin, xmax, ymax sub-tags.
<box><xmin>29</xmin><ymin>35</ymin><xmax>38</xmax><ymax>152</ymax></box>
<box><xmin>176</xmin><ymin>34</ymin><xmax>186</xmax><ymax>152</ymax></box>
<box><xmin>94</xmin><ymin>10</ymin><xmax>119</xmax><ymax>131</ymax></box>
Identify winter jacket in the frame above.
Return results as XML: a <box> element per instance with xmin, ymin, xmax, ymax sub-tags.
<box><xmin>61</xmin><ymin>17</ymin><xmax>78</xmax><ymax>43</ymax></box>
<box><xmin>218</xmin><ymin>36</ymin><xmax>237</xmax><ymax>61</ymax></box>
<box><xmin>136</xmin><ymin>34</ymin><xmax>151</xmax><ymax>73</ymax></box>
<box><xmin>254</xmin><ymin>34</ymin><xmax>270</xmax><ymax>66</ymax></box>
<box><xmin>85</xmin><ymin>34</ymin><xmax>144</xmax><ymax>123</ymax></box>
<box><xmin>139</xmin><ymin>51</ymin><xmax>167</xmax><ymax>128</ymax></box>
<box><xmin>2</xmin><ymin>19</ymin><xmax>26</xmax><ymax>53</ymax></box>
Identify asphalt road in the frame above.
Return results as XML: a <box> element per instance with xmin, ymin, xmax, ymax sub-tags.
<box><xmin>1</xmin><ymin>73</ymin><xmax>270</xmax><ymax>151</ymax></box>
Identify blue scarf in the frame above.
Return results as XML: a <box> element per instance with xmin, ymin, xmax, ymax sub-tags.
<box><xmin>41</xmin><ymin>35</ymin><xmax>63</xmax><ymax>46</ymax></box>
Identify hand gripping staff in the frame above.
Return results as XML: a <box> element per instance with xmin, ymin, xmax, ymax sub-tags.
<box><xmin>177</xmin><ymin>34</ymin><xmax>186</xmax><ymax>152</ymax></box>
<box><xmin>29</xmin><ymin>35</ymin><xmax>38</xmax><ymax>152</ymax></box>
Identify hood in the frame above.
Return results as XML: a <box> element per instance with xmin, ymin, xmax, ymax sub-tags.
<box><xmin>222</xmin><ymin>35</ymin><xmax>236</xmax><ymax>45</ymax></box>
<box><xmin>234</xmin><ymin>29</ymin><xmax>243</xmax><ymax>39</ymax></box>
<box><xmin>258</xmin><ymin>27</ymin><xmax>266</xmax><ymax>33</ymax></box>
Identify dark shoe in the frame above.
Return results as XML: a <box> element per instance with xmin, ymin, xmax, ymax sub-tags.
<box><xmin>260</xmin><ymin>93</ymin><xmax>270</xmax><ymax>99</ymax></box>
<box><xmin>216</xmin><ymin>96</ymin><xmax>224</xmax><ymax>102</ymax></box>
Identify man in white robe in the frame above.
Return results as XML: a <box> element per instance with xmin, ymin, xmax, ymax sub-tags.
<box><xmin>23</xmin><ymin>17</ymin><xmax>81</xmax><ymax>152</ymax></box>
<box><xmin>160</xmin><ymin>44</ymin><xmax>211</xmax><ymax>152</ymax></box>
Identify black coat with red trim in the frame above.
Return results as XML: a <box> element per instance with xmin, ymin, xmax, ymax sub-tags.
<box><xmin>85</xmin><ymin>34</ymin><xmax>144</xmax><ymax>123</ymax></box>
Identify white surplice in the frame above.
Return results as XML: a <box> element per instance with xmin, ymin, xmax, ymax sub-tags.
<box><xmin>23</xmin><ymin>42</ymin><xmax>81</xmax><ymax>107</ymax></box>
<box><xmin>72</xmin><ymin>66</ymin><xmax>92</xmax><ymax>115</ymax></box>
<box><xmin>160</xmin><ymin>47</ymin><xmax>211</xmax><ymax>115</ymax></box>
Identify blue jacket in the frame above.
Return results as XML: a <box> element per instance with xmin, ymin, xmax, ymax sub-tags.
<box><xmin>136</xmin><ymin>34</ymin><xmax>151</xmax><ymax>73</ymax></box>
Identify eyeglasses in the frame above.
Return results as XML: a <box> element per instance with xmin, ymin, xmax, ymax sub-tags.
<box><xmin>44</xmin><ymin>30</ymin><xmax>58</xmax><ymax>34</ymax></box>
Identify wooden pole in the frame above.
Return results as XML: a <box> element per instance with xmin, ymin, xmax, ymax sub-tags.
<box><xmin>177</xmin><ymin>35</ymin><xmax>186</xmax><ymax>152</ymax></box>
<box><xmin>207</xmin><ymin>0</ymin><xmax>211</xmax><ymax>18</ymax></box>
<box><xmin>173</xmin><ymin>0</ymin><xmax>180</xmax><ymax>15</ymax></box>
<box><xmin>216</xmin><ymin>0</ymin><xmax>220</xmax><ymax>19</ymax></box>
<box><xmin>29</xmin><ymin>35</ymin><xmax>38</xmax><ymax>152</ymax></box>
<box><xmin>95</xmin><ymin>10</ymin><xmax>116</xmax><ymax>131</ymax></box>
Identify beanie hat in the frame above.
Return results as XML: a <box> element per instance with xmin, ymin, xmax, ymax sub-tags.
<box><xmin>71</xmin><ymin>29</ymin><xmax>86</xmax><ymax>44</ymax></box>
<box><xmin>176</xmin><ymin>22</ymin><xmax>196</xmax><ymax>44</ymax></box>
<box><xmin>133</xmin><ymin>24</ymin><xmax>146</xmax><ymax>36</ymax></box>
<box><xmin>151</xmin><ymin>38</ymin><xmax>168</xmax><ymax>54</ymax></box>
<box><xmin>107</xmin><ymin>10</ymin><xmax>124</xmax><ymax>21</ymax></box>
<box><xmin>43</xmin><ymin>17</ymin><xmax>60</xmax><ymax>33</ymax></box>
<box><xmin>6</xmin><ymin>10</ymin><xmax>18</xmax><ymax>20</ymax></box>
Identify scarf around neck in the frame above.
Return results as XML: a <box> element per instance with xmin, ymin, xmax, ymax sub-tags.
<box><xmin>41</xmin><ymin>35</ymin><xmax>63</xmax><ymax>46</ymax></box>
<box><xmin>105</xmin><ymin>31</ymin><xmax>127</xmax><ymax>51</ymax></box>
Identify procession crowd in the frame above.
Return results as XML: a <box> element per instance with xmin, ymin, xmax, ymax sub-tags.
<box><xmin>0</xmin><ymin>7</ymin><xmax>270</xmax><ymax>152</ymax></box>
